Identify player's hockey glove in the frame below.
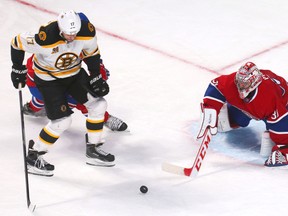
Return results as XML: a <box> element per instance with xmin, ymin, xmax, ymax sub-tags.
<box><xmin>88</xmin><ymin>74</ymin><xmax>109</xmax><ymax>97</ymax></box>
<box><xmin>11</xmin><ymin>65</ymin><xmax>27</xmax><ymax>89</ymax></box>
<box><xmin>99</xmin><ymin>63</ymin><xmax>110</xmax><ymax>80</ymax></box>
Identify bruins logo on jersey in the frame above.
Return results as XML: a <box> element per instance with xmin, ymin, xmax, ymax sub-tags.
<box><xmin>39</xmin><ymin>31</ymin><xmax>47</xmax><ymax>41</ymax></box>
<box><xmin>88</xmin><ymin>23</ymin><xmax>95</xmax><ymax>32</ymax></box>
<box><xmin>55</xmin><ymin>53</ymin><xmax>78</xmax><ymax>70</ymax></box>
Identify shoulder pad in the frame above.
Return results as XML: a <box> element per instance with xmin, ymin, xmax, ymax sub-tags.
<box><xmin>35</xmin><ymin>21</ymin><xmax>63</xmax><ymax>46</ymax></box>
<box><xmin>77</xmin><ymin>20</ymin><xmax>96</xmax><ymax>37</ymax></box>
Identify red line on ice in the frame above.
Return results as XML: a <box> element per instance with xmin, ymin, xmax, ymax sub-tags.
<box><xmin>217</xmin><ymin>40</ymin><xmax>288</xmax><ymax>71</ymax></box>
<box><xmin>15</xmin><ymin>0</ymin><xmax>288</xmax><ymax>76</ymax></box>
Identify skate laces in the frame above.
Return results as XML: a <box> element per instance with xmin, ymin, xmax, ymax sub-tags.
<box><xmin>95</xmin><ymin>144</ymin><xmax>109</xmax><ymax>156</ymax></box>
<box><xmin>35</xmin><ymin>156</ymin><xmax>48</xmax><ymax>168</ymax></box>
<box><xmin>34</xmin><ymin>151</ymin><xmax>50</xmax><ymax>169</ymax></box>
<box><xmin>266</xmin><ymin>150</ymin><xmax>287</xmax><ymax>165</ymax></box>
<box><xmin>275</xmin><ymin>151</ymin><xmax>287</xmax><ymax>164</ymax></box>
<box><xmin>105</xmin><ymin>115</ymin><xmax>124</xmax><ymax>130</ymax></box>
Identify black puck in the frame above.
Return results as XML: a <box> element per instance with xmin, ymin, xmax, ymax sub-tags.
<box><xmin>140</xmin><ymin>185</ymin><xmax>148</xmax><ymax>194</ymax></box>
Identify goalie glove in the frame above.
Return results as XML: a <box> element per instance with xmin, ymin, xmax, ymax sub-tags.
<box><xmin>196</xmin><ymin>103</ymin><xmax>218</xmax><ymax>140</ymax></box>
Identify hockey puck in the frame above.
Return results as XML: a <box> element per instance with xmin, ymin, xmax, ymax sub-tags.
<box><xmin>140</xmin><ymin>185</ymin><xmax>148</xmax><ymax>194</ymax></box>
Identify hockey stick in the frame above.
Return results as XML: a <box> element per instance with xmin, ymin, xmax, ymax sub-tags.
<box><xmin>18</xmin><ymin>84</ymin><xmax>36</xmax><ymax>212</ymax></box>
<box><xmin>162</xmin><ymin>127</ymin><xmax>212</xmax><ymax>177</ymax></box>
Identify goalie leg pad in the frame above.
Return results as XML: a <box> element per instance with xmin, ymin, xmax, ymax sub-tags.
<box><xmin>217</xmin><ymin>103</ymin><xmax>233</xmax><ymax>133</ymax></box>
<box><xmin>260</xmin><ymin>131</ymin><xmax>274</xmax><ymax>157</ymax></box>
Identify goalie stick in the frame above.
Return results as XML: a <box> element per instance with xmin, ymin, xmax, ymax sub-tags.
<box><xmin>162</xmin><ymin>127</ymin><xmax>212</xmax><ymax>177</ymax></box>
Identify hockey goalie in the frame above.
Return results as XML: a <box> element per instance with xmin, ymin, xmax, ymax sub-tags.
<box><xmin>198</xmin><ymin>61</ymin><xmax>288</xmax><ymax>167</ymax></box>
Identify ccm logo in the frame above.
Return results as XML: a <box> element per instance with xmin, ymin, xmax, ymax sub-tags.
<box><xmin>195</xmin><ymin>134</ymin><xmax>211</xmax><ymax>171</ymax></box>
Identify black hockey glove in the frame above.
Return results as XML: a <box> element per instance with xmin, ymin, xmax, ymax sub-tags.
<box><xmin>11</xmin><ymin>65</ymin><xmax>27</xmax><ymax>89</ymax></box>
<box><xmin>88</xmin><ymin>74</ymin><xmax>109</xmax><ymax>97</ymax></box>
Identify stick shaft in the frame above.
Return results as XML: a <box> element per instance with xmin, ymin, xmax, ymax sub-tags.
<box><xmin>18</xmin><ymin>85</ymin><xmax>31</xmax><ymax>207</ymax></box>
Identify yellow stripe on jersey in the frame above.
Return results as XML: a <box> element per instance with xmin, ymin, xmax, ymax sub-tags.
<box><xmin>33</xmin><ymin>56</ymin><xmax>56</xmax><ymax>71</ymax></box>
<box><xmin>75</xmin><ymin>36</ymin><xmax>94</xmax><ymax>40</ymax></box>
<box><xmin>33</xmin><ymin>55</ymin><xmax>81</xmax><ymax>77</ymax></box>
<box><xmin>40</xmin><ymin>36</ymin><xmax>94</xmax><ymax>48</ymax></box>
<box><xmin>41</xmin><ymin>40</ymin><xmax>67</xmax><ymax>48</ymax></box>
<box><xmin>34</xmin><ymin>65</ymin><xmax>81</xmax><ymax>77</ymax></box>
<box><xmin>10</xmin><ymin>35</ymin><xmax>24</xmax><ymax>50</ymax></box>
<box><xmin>17</xmin><ymin>34</ymin><xmax>24</xmax><ymax>51</ymax></box>
<box><xmin>10</xmin><ymin>38</ymin><xmax>16</xmax><ymax>49</ymax></box>
<box><xmin>82</xmin><ymin>47</ymin><xmax>100</xmax><ymax>58</ymax></box>
<box><xmin>17</xmin><ymin>34</ymin><xmax>24</xmax><ymax>50</ymax></box>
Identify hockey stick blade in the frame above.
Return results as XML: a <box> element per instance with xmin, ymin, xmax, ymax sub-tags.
<box><xmin>28</xmin><ymin>203</ymin><xmax>36</xmax><ymax>212</ymax></box>
<box><xmin>162</xmin><ymin>162</ymin><xmax>186</xmax><ymax>176</ymax></box>
<box><xmin>162</xmin><ymin>128</ymin><xmax>212</xmax><ymax>177</ymax></box>
<box><xmin>162</xmin><ymin>162</ymin><xmax>197</xmax><ymax>177</ymax></box>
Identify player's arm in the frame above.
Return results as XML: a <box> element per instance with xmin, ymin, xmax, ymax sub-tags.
<box><xmin>10</xmin><ymin>34</ymin><xmax>29</xmax><ymax>89</ymax></box>
<box><xmin>11</xmin><ymin>31</ymin><xmax>41</xmax><ymax>89</ymax></box>
<box><xmin>78</xmin><ymin>19</ymin><xmax>110</xmax><ymax>97</ymax></box>
<box><xmin>82</xmin><ymin>44</ymin><xmax>109</xmax><ymax>97</ymax></box>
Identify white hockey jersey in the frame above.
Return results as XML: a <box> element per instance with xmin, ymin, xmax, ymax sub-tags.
<box><xmin>11</xmin><ymin>20</ymin><xmax>100</xmax><ymax>81</ymax></box>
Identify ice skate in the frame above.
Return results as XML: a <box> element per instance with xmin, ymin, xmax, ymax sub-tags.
<box><xmin>86</xmin><ymin>143</ymin><xmax>115</xmax><ymax>167</ymax></box>
<box><xmin>264</xmin><ymin>150</ymin><xmax>288</xmax><ymax>167</ymax></box>
<box><xmin>26</xmin><ymin>140</ymin><xmax>54</xmax><ymax>177</ymax></box>
<box><xmin>104</xmin><ymin>114</ymin><xmax>128</xmax><ymax>131</ymax></box>
<box><xmin>23</xmin><ymin>102</ymin><xmax>46</xmax><ymax>117</ymax></box>
<box><xmin>85</xmin><ymin>134</ymin><xmax>115</xmax><ymax>167</ymax></box>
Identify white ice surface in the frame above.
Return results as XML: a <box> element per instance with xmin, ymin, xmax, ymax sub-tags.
<box><xmin>1</xmin><ymin>0</ymin><xmax>288</xmax><ymax>215</ymax></box>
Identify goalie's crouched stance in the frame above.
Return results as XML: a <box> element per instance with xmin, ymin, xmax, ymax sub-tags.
<box><xmin>197</xmin><ymin>62</ymin><xmax>288</xmax><ymax>167</ymax></box>
<box><xmin>197</xmin><ymin>102</ymin><xmax>284</xmax><ymax>166</ymax></box>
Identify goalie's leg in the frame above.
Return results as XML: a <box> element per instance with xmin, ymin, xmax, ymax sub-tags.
<box><xmin>217</xmin><ymin>103</ymin><xmax>233</xmax><ymax>132</ymax></box>
<box><xmin>265</xmin><ymin>145</ymin><xmax>288</xmax><ymax>167</ymax></box>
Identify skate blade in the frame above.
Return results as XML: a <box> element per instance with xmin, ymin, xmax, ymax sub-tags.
<box><xmin>86</xmin><ymin>158</ymin><xmax>115</xmax><ymax>167</ymax></box>
<box><xmin>27</xmin><ymin>165</ymin><xmax>54</xmax><ymax>177</ymax></box>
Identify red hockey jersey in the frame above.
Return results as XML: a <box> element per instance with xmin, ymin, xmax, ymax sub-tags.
<box><xmin>203</xmin><ymin>70</ymin><xmax>288</xmax><ymax>144</ymax></box>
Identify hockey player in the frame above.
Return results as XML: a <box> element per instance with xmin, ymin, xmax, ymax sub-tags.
<box><xmin>24</xmin><ymin>54</ymin><xmax>128</xmax><ymax>132</ymax></box>
<box><xmin>197</xmin><ymin>62</ymin><xmax>288</xmax><ymax>167</ymax></box>
<box><xmin>11</xmin><ymin>10</ymin><xmax>116</xmax><ymax>176</ymax></box>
